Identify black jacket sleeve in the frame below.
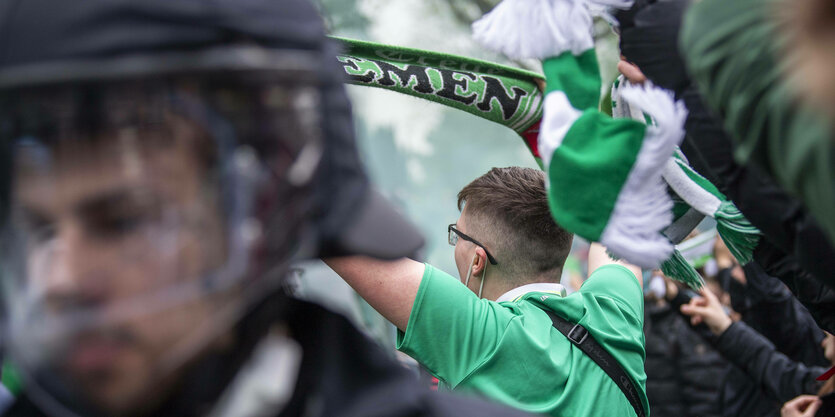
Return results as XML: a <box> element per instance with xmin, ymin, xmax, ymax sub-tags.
<box><xmin>615</xmin><ymin>0</ymin><xmax>835</xmax><ymax>294</ymax></box>
<box><xmin>680</xmin><ymin>0</ymin><xmax>835</xmax><ymax>248</ymax></box>
<box><xmin>727</xmin><ymin>261</ymin><xmax>827</xmax><ymax>366</ymax></box>
<box><xmin>714</xmin><ymin>321</ymin><xmax>825</xmax><ymax>404</ymax></box>
<box><xmin>674</xmin><ymin>318</ymin><xmax>726</xmax><ymax>417</ymax></box>
<box><xmin>754</xmin><ymin>240</ymin><xmax>835</xmax><ymax>336</ymax></box>
<box><xmin>680</xmin><ymin>88</ymin><xmax>835</xmax><ymax>291</ymax></box>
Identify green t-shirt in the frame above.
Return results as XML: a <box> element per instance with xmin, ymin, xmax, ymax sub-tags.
<box><xmin>397</xmin><ymin>264</ymin><xmax>648</xmax><ymax>417</ymax></box>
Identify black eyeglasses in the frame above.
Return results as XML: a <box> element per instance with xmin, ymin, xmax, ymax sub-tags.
<box><xmin>447</xmin><ymin>224</ymin><xmax>498</xmax><ymax>265</ymax></box>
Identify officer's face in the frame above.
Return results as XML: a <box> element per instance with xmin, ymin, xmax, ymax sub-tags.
<box><xmin>12</xmin><ymin>121</ymin><xmax>229</xmax><ymax>415</ymax></box>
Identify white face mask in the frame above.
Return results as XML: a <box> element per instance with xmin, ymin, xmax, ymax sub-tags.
<box><xmin>648</xmin><ymin>275</ymin><xmax>666</xmax><ymax>299</ymax></box>
<box><xmin>463</xmin><ymin>252</ymin><xmax>488</xmax><ymax>299</ymax></box>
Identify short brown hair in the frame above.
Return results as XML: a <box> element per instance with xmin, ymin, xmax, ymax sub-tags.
<box><xmin>457</xmin><ymin>167</ymin><xmax>573</xmax><ymax>283</ymax></box>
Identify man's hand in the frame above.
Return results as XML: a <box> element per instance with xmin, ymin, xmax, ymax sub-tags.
<box><xmin>680</xmin><ymin>288</ymin><xmax>733</xmax><ymax>335</ymax></box>
<box><xmin>324</xmin><ymin>257</ymin><xmax>425</xmax><ymax>331</ymax></box>
<box><xmin>617</xmin><ymin>59</ymin><xmax>647</xmax><ymax>85</ymax></box>
<box><xmin>781</xmin><ymin>395</ymin><xmax>822</xmax><ymax>417</ymax></box>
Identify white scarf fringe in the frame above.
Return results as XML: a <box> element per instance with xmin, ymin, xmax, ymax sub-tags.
<box><xmin>472</xmin><ymin>0</ymin><xmax>633</xmax><ymax>60</ymax></box>
<box><xmin>600</xmin><ymin>82</ymin><xmax>687</xmax><ymax>268</ymax></box>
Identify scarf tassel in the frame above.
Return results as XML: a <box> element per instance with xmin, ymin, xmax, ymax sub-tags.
<box><xmin>600</xmin><ymin>84</ymin><xmax>687</xmax><ymax>268</ymax></box>
<box><xmin>660</xmin><ymin>250</ymin><xmax>705</xmax><ymax>290</ymax></box>
<box><xmin>714</xmin><ymin>201</ymin><xmax>760</xmax><ymax>265</ymax></box>
<box><xmin>472</xmin><ymin>0</ymin><xmax>632</xmax><ymax>61</ymax></box>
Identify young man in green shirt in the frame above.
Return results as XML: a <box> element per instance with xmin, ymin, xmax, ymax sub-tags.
<box><xmin>326</xmin><ymin>167</ymin><xmax>648</xmax><ymax>416</ymax></box>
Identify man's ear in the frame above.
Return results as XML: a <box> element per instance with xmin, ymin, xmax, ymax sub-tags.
<box><xmin>472</xmin><ymin>247</ymin><xmax>488</xmax><ymax>276</ymax></box>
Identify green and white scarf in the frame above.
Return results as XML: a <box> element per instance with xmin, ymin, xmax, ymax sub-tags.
<box><xmin>332</xmin><ymin>34</ymin><xmax>751</xmax><ymax>287</ymax></box>
<box><xmin>334</xmin><ymin>36</ymin><xmax>546</xmax><ymax>160</ymax></box>
<box><xmin>473</xmin><ymin>0</ymin><xmax>686</xmax><ymax>271</ymax></box>
<box><xmin>612</xmin><ymin>76</ymin><xmax>761</xmax><ymax>266</ymax></box>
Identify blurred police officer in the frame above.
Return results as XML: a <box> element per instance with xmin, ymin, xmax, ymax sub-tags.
<box><xmin>0</xmin><ymin>1</ymin><xmax>534</xmax><ymax>416</ymax></box>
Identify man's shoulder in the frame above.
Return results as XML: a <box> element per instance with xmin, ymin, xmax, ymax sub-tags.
<box><xmin>585</xmin><ymin>264</ymin><xmax>640</xmax><ymax>286</ymax></box>
<box><xmin>581</xmin><ymin>265</ymin><xmax>643</xmax><ymax>309</ymax></box>
<box><xmin>529</xmin><ymin>265</ymin><xmax>645</xmax><ymax>348</ymax></box>
<box><xmin>510</xmin><ymin>264</ymin><xmax>642</xmax><ymax>322</ymax></box>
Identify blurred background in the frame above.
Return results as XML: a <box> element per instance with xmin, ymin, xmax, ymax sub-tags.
<box><xmin>292</xmin><ymin>0</ymin><xmax>622</xmax><ymax>348</ymax></box>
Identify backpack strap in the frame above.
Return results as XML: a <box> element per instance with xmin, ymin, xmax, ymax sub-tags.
<box><xmin>545</xmin><ymin>310</ymin><xmax>646</xmax><ymax>417</ymax></box>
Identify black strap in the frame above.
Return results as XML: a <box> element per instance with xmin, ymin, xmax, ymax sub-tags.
<box><xmin>545</xmin><ymin>310</ymin><xmax>646</xmax><ymax>417</ymax></box>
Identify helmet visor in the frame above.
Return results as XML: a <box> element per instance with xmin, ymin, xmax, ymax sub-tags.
<box><xmin>0</xmin><ymin>75</ymin><xmax>321</xmax><ymax>415</ymax></box>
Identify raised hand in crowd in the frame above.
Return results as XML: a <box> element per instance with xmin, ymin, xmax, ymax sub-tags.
<box><xmin>616</xmin><ymin>59</ymin><xmax>647</xmax><ymax>85</ymax></box>
<box><xmin>680</xmin><ymin>288</ymin><xmax>733</xmax><ymax>336</ymax></box>
<box><xmin>782</xmin><ymin>395</ymin><xmax>822</xmax><ymax>417</ymax></box>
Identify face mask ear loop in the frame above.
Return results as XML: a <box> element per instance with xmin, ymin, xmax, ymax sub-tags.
<box><xmin>477</xmin><ymin>261</ymin><xmax>487</xmax><ymax>299</ymax></box>
<box><xmin>464</xmin><ymin>253</ymin><xmax>476</xmax><ymax>289</ymax></box>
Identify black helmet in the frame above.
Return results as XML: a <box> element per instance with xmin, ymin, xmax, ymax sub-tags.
<box><xmin>0</xmin><ymin>0</ymin><xmax>422</xmax><ymax>415</ymax></box>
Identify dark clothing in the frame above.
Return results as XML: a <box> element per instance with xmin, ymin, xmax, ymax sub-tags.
<box><xmin>679</xmin><ymin>87</ymin><xmax>835</xmax><ymax>288</ymax></box>
<box><xmin>677</xmin><ymin>54</ymin><xmax>835</xmax><ymax>334</ymax></box>
<box><xmin>0</xmin><ymin>0</ymin><xmax>424</xmax><ymax>261</ymax></box>
<box><xmin>678</xmin><ymin>88</ymin><xmax>835</xmax><ymax>297</ymax></box>
<box><xmin>717</xmin><ymin>262</ymin><xmax>827</xmax><ymax>417</ymax></box>
<box><xmin>670</xmin><ymin>285</ymin><xmax>826</xmax><ymax>417</ymax></box>
<box><xmin>4</xmin><ymin>297</ymin><xmax>536</xmax><ymax>417</ymax></box>
<box><xmin>731</xmin><ymin>262</ymin><xmax>827</xmax><ymax>366</ymax></box>
<box><xmin>644</xmin><ymin>302</ymin><xmax>725</xmax><ymax>417</ymax></box>
<box><xmin>715</xmin><ymin>322</ymin><xmax>826</xmax><ymax>417</ymax></box>
<box><xmin>616</xmin><ymin>0</ymin><xmax>691</xmax><ymax>97</ymax></box>
<box><xmin>817</xmin><ymin>393</ymin><xmax>835</xmax><ymax>417</ymax></box>
<box><xmin>755</xmin><ymin>240</ymin><xmax>835</xmax><ymax>336</ymax></box>
<box><xmin>616</xmin><ymin>0</ymin><xmax>835</xmax><ymax>332</ymax></box>
<box><xmin>677</xmin><ymin>27</ymin><xmax>835</xmax><ymax>337</ymax></box>
<box><xmin>681</xmin><ymin>0</ymin><xmax>835</xmax><ymax>249</ymax></box>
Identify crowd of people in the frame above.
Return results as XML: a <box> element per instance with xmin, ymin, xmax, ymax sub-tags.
<box><xmin>644</xmin><ymin>238</ymin><xmax>832</xmax><ymax>417</ymax></box>
<box><xmin>0</xmin><ymin>0</ymin><xmax>833</xmax><ymax>416</ymax></box>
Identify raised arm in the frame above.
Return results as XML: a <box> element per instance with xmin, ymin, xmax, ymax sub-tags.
<box><xmin>588</xmin><ymin>242</ymin><xmax>642</xmax><ymax>287</ymax></box>
<box><xmin>681</xmin><ymin>288</ymin><xmax>825</xmax><ymax>403</ymax></box>
<box><xmin>323</xmin><ymin>257</ymin><xmax>425</xmax><ymax>331</ymax></box>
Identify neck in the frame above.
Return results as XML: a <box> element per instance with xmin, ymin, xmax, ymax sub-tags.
<box><xmin>486</xmin><ymin>268</ymin><xmax>564</xmax><ymax>301</ymax></box>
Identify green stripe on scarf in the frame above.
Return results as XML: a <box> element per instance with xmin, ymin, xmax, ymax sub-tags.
<box><xmin>715</xmin><ymin>201</ymin><xmax>760</xmax><ymax>264</ymax></box>
<box><xmin>542</xmin><ymin>50</ymin><xmax>600</xmax><ymax>111</ymax></box>
<box><xmin>660</xmin><ymin>250</ymin><xmax>704</xmax><ymax>289</ymax></box>
<box><xmin>548</xmin><ymin>111</ymin><xmax>646</xmax><ymax>240</ymax></box>
<box><xmin>672</xmin><ymin>156</ymin><xmax>726</xmax><ymax>200</ymax></box>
